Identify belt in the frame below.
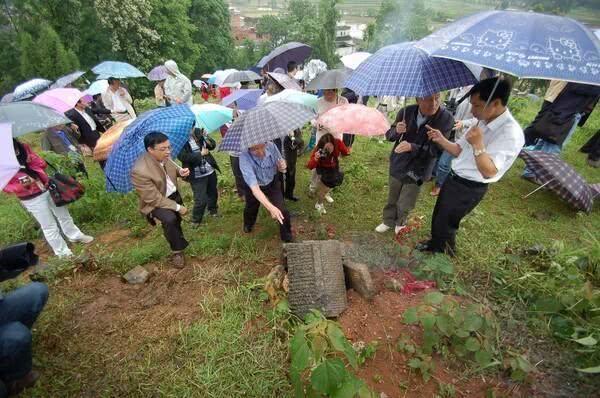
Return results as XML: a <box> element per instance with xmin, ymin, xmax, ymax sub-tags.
<box><xmin>450</xmin><ymin>171</ymin><xmax>488</xmax><ymax>188</ymax></box>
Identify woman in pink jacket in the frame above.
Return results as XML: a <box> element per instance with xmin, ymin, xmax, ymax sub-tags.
<box><xmin>3</xmin><ymin>139</ymin><xmax>93</xmax><ymax>257</ymax></box>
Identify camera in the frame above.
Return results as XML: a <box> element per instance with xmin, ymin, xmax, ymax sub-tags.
<box><xmin>317</xmin><ymin>147</ymin><xmax>330</xmax><ymax>158</ymax></box>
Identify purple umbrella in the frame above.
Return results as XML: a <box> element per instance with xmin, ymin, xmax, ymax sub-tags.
<box><xmin>221</xmin><ymin>89</ymin><xmax>264</xmax><ymax>110</ymax></box>
<box><xmin>256</xmin><ymin>42</ymin><xmax>312</xmax><ymax>72</ymax></box>
<box><xmin>148</xmin><ymin>65</ymin><xmax>169</xmax><ymax>81</ymax></box>
<box><xmin>520</xmin><ymin>150</ymin><xmax>597</xmax><ymax>212</ymax></box>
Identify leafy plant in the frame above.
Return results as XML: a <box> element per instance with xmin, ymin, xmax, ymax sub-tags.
<box><xmin>289</xmin><ymin>310</ymin><xmax>375</xmax><ymax>398</ymax></box>
<box><xmin>353</xmin><ymin>340</ymin><xmax>378</xmax><ymax>366</ymax></box>
<box><xmin>412</xmin><ymin>254</ymin><xmax>455</xmax><ymax>290</ymax></box>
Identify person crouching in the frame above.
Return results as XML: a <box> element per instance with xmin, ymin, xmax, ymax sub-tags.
<box><xmin>131</xmin><ymin>132</ymin><xmax>190</xmax><ymax>268</ymax></box>
<box><xmin>307</xmin><ymin>133</ymin><xmax>350</xmax><ymax>215</ymax></box>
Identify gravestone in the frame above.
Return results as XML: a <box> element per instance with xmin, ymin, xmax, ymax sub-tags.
<box><xmin>284</xmin><ymin>240</ymin><xmax>347</xmax><ymax>318</ymax></box>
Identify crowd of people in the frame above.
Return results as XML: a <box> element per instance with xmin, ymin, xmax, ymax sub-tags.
<box><xmin>1</xmin><ymin>54</ymin><xmax>598</xmax><ymax>394</ymax></box>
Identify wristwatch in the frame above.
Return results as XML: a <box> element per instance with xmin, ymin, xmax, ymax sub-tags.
<box><xmin>473</xmin><ymin>147</ymin><xmax>486</xmax><ymax>157</ymax></box>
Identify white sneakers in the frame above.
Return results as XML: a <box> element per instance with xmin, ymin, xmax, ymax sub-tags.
<box><xmin>324</xmin><ymin>193</ymin><xmax>334</xmax><ymax>203</ymax></box>
<box><xmin>375</xmin><ymin>223</ymin><xmax>390</xmax><ymax>233</ymax></box>
<box><xmin>315</xmin><ymin>202</ymin><xmax>327</xmax><ymax>215</ymax></box>
<box><xmin>375</xmin><ymin>224</ymin><xmax>407</xmax><ymax>234</ymax></box>
<box><xmin>70</xmin><ymin>235</ymin><xmax>94</xmax><ymax>244</ymax></box>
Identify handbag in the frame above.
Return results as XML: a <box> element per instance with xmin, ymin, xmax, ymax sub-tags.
<box><xmin>45</xmin><ymin>161</ymin><xmax>85</xmax><ymax>207</ymax></box>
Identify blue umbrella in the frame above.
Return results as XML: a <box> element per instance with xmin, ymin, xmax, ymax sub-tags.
<box><xmin>345</xmin><ymin>42</ymin><xmax>478</xmax><ymax>97</ymax></box>
<box><xmin>104</xmin><ymin>105</ymin><xmax>195</xmax><ymax>192</ymax></box>
<box><xmin>219</xmin><ymin>102</ymin><xmax>314</xmax><ymax>153</ymax></box>
<box><xmin>220</xmin><ymin>89</ymin><xmax>263</xmax><ymax>110</ymax></box>
<box><xmin>256</xmin><ymin>42</ymin><xmax>312</xmax><ymax>72</ymax></box>
<box><xmin>416</xmin><ymin>11</ymin><xmax>600</xmax><ymax>85</ymax></box>
<box><xmin>92</xmin><ymin>61</ymin><xmax>145</xmax><ymax>79</ymax></box>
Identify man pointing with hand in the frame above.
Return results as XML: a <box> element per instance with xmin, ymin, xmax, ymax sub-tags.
<box><xmin>420</xmin><ymin>77</ymin><xmax>524</xmax><ymax>255</ymax></box>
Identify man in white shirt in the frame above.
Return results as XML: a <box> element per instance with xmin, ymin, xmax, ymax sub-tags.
<box><xmin>102</xmin><ymin>78</ymin><xmax>136</xmax><ymax>122</ymax></box>
<box><xmin>421</xmin><ymin>77</ymin><xmax>524</xmax><ymax>255</ymax></box>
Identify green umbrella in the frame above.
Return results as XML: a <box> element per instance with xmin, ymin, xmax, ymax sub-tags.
<box><xmin>265</xmin><ymin>89</ymin><xmax>318</xmax><ymax>111</ymax></box>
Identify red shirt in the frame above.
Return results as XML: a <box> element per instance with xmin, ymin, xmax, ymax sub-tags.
<box><xmin>3</xmin><ymin>143</ymin><xmax>50</xmax><ymax>200</ymax></box>
<box><xmin>307</xmin><ymin>139</ymin><xmax>350</xmax><ymax>170</ymax></box>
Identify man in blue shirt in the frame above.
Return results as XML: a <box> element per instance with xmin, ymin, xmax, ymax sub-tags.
<box><xmin>239</xmin><ymin>142</ymin><xmax>293</xmax><ymax>242</ymax></box>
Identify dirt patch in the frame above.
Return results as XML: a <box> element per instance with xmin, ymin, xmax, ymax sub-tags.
<box><xmin>338</xmin><ymin>275</ymin><xmax>530</xmax><ymax>398</ymax></box>
<box><xmin>93</xmin><ymin>228</ymin><xmax>134</xmax><ymax>247</ymax></box>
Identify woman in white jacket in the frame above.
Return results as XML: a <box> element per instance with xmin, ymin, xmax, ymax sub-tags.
<box><xmin>164</xmin><ymin>60</ymin><xmax>193</xmax><ymax>105</ymax></box>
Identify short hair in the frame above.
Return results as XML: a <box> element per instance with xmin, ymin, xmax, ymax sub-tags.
<box><xmin>469</xmin><ymin>77</ymin><xmax>512</xmax><ymax>106</ymax></box>
<box><xmin>107</xmin><ymin>77</ymin><xmax>119</xmax><ymax>85</ymax></box>
<box><xmin>287</xmin><ymin>61</ymin><xmax>298</xmax><ymax>73</ymax></box>
<box><xmin>144</xmin><ymin>132</ymin><xmax>169</xmax><ymax>150</ymax></box>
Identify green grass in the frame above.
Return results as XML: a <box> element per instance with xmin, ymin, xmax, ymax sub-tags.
<box><xmin>2</xmin><ymin>95</ymin><xmax>599</xmax><ymax>396</ymax></box>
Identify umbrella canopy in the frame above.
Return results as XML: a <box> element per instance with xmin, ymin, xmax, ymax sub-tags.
<box><xmin>220</xmin><ymin>89</ymin><xmax>263</xmax><ymax>110</ymax></box>
<box><xmin>0</xmin><ymin>123</ymin><xmax>20</xmax><ymax>190</ymax></box>
<box><xmin>1</xmin><ymin>93</ymin><xmax>13</xmax><ymax>103</ymax></box>
<box><xmin>93</xmin><ymin>119</ymin><xmax>134</xmax><ymax>161</ymax></box>
<box><xmin>256</xmin><ymin>42</ymin><xmax>312</xmax><ymax>71</ymax></box>
<box><xmin>50</xmin><ymin>71</ymin><xmax>86</xmax><ymax>89</ymax></box>
<box><xmin>33</xmin><ymin>88</ymin><xmax>84</xmax><ymax>113</ymax></box>
<box><xmin>222</xmin><ymin>70</ymin><xmax>261</xmax><ymax>85</ymax></box>
<box><xmin>0</xmin><ymin>102</ymin><xmax>71</xmax><ymax>137</ymax></box>
<box><xmin>13</xmin><ymin>78</ymin><xmax>52</xmax><ymax>101</ymax></box>
<box><xmin>345</xmin><ymin>42</ymin><xmax>478</xmax><ymax>97</ymax></box>
<box><xmin>104</xmin><ymin>105</ymin><xmax>196</xmax><ymax>192</ymax></box>
<box><xmin>267</xmin><ymin>72</ymin><xmax>302</xmax><ymax>91</ymax></box>
<box><xmin>201</xmin><ymin>73</ymin><xmax>213</xmax><ymax>79</ymax></box>
<box><xmin>212</xmin><ymin>69</ymin><xmax>239</xmax><ymax>87</ymax></box>
<box><xmin>219</xmin><ymin>102</ymin><xmax>314</xmax><ymax>152</ymax></box>
<box><xmin>85</xmin><ymin>80</ymin><xmax>109</xmax><ymax>96</ymax></box>
<box><xmin>192</xmin><ymin>80</ymin><xmax>208</xmax><ymax>88</ymax></box>
<box><xmin>301</xmin><ymin>59</ymin><xmax>328</xmax><ymax>84</ymax></box>
<box><xmin>92</xmin><ymin>61</ymin><xmax>145</xmax><ymax>79</ymax></box>
<box><xmin>264</xmin><ymin>89</ymin><xmax>318</xmax><ymax>111</ymax></box>
<box><xmin>305</xmin><ymin>69</ymin><xmax>350</xmax><ymax>90</ymax></box>
<box><xmin>147</xmin><ymin>65</ymin><xmax>169</xmax><ymax>81</ymax></box>
<box><xmin>519</xmin><ymin>150</ymin><xmax>596</xmax><ymax>212</ymax></box>
<box><xmin>190</xmin><ymin>104</ymin><xmax>233</xmax><ymax>132</ymax></box>
<box><xmin>317</xmin><ymin>104</ymin><xmax>391</xmax><ymax>136</ymax></box>
<box><xmin>416</xmin><ymin>10</ymin><xmax>600</xmax><ymax>85</ymax></box>
<box><xmin>341</xmin><ymin>52</ymin><xmax>371</xmax><ymax>70</ymax></box>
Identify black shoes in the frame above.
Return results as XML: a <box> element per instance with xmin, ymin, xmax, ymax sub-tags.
<box><xmin>243</xmin><ymin>225</ymin><xmax>253</xmax><ymax>233</ymax></box>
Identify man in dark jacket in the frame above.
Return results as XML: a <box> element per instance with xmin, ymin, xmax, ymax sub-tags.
<box><xmin>283</xmin><ymin>129</ymin><xmax>304</xmax><ymax>201</ymax></box>
<box><xmin>375</xmin><ymin>93</ymin><xmax>453</xmax><ymax>235</ymax></box>
<box><xmin>64</xmin><ymin>98</ymin><xmax>106</xmax><ymax>149</ymax></box>
<box><xmin>178</xmin><ymin>128</ymin><xmax>220</xmax><ymax>225</ymax></box>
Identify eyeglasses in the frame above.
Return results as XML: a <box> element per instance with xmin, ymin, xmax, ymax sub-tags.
<box><xmin>154</xmin><ymin>145</ymin><xmax>172</xmax><ymax>152</ymax></box>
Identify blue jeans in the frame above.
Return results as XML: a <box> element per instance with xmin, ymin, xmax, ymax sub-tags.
<box><xmin>435</xmin><ymin>151</ymin><xmax>455</xmax><ymax>188</ymax></box>
<box><xmin>522</xmin><ymin>113</ymin><xmax>582</xmax><ymax>178</ymax></box>
<box><xmin>0</xmin><ymin>283</ymin><xmax>48</xmax><ymax>382</ymax></box>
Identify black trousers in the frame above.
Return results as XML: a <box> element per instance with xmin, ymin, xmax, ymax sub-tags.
<box><xmin>524</xmin><ymin>100</ymin><xmax>552</xmax><ymax>146</ymax></box>
<box><xmin>283</xmin><ymin>137</ymin><xmax>298</xmax><ymax>198</ymax></box>
<box><xmin>429</xmin><ymin>174</ymin><xmax>488</xmax><ymax>253</ymax></box>
<box><xmin>343</xmin><ymin>133</ymin><xmax>355</xmax><ymax>148</ymax></box>
<box><xmin>149</xmin><ymin>192</ymin><xmax>189</xmax><ymax>252</ymax></box>
<box><xmin>230</xmin><ymin>156</ymin><xmax>247</xmax><ymax>198</ymax></box>
<box><xmin>189</xmin><ymin>172</ymin><xmax>218</xmax><ymax>223</ymax></box>
<box><xmin>244</xmin><ymin>178</ymin><xmax>293</xmax><ymax>242</ymax></box>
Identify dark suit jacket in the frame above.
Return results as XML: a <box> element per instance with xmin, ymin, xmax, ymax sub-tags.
<box><xmin>65</xmin><ymin>107</ymin><xmax>106</xmax><ymax>148</ymax></box>
<box><xmin>385</xmin><ymin>105</ymin><xmax>454</xmax><ymax>181</ymax></box>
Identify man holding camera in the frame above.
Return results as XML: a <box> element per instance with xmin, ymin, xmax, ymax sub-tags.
<box><xmin>375</xmin><ymin>93</ymin><xmax>453</xmax><ymax>235</ymax></box>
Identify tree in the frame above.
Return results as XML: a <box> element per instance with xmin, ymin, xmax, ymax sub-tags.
<box><xmin>313</xmin><ymin>0</ymin><xmax>339</xmax><ymax>67</ymax></box>
<box><xmin>189</xmin><ymin>0</ymin><xmax>235</xmax><ymax>75</ymax></box>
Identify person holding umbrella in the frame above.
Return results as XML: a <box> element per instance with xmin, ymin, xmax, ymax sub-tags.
<box><xmin>374</xmin><ymin>92</ymin><xmax>453</xmax><ymax>235</ymax></box>
<box><xmin>102</xmin><ymin>78</ymin><xmax>136</xmax><ymax>122</ymax></box>
<box><xmin>420</xmin><ymin>77</ymin><xmax>524</xmax><ymax>255</ymax></box>
<box><xmin>2</xmin><ymin>139</ymin><xmax>93</xmax><ymax>258</ymax></box>
<box><xmin>239</xmin><ymin>142</ymin><xmax>293</xmax><ymax>242</ymax></box>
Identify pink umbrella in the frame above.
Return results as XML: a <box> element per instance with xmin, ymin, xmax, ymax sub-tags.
<box><xmin>0</xmin><ymin>123</ymin><xmax>20</xmax><ymax>190</ymax></box>
<box><xmin>33</xmin><ymin>88</ymin><xmax>84</xmax><ymax>113</ymax></box>
<box><xmin>317</xmin><ymin>104</ymin><xmax>391</xmax><ymax>136</ymax></box>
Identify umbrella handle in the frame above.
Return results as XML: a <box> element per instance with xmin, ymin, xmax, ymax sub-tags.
<box><xmin>522</xmin><ymin>178</ymin><xmax>554</xmax><ymax>199</ymax></box>
<box><xmin>168</xmin><ymin>158</ymin><xmax>182</xmax><ymax>171</ymax></box>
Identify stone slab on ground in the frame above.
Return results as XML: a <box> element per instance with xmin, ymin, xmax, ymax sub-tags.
<box><xmin>122</xmin><ymin>265</ymin><xmax>150</xmax><ymax>284</ymax></box>
<box><xmin>284</xmin><ymin>240</ymin><xmax>347</xmax><ymax>318</ymax></box>
<box><xmin>343</xmin><ymin>260</ymin><xmax>375</xmax><ymax>300</ymax></box>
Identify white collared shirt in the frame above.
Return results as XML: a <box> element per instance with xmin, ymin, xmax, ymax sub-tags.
<box><xmin>75</xmin><ymin>108</ymin><xmax>96</xmax><ymax>131</ymax></box>
<box><xmin>111</xmin><ymin>91</ymin><xmax>127</xmax><ymax>113</ymax></box>
<box><xmin>160</xmin><ymin>161</ymin><xmax>177</xmax><ymax>197</ymax></box>
<box><xmin>452</xmin><ymin>109</ymin><xmax>524</xmax><ymax>184</ymax></box>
